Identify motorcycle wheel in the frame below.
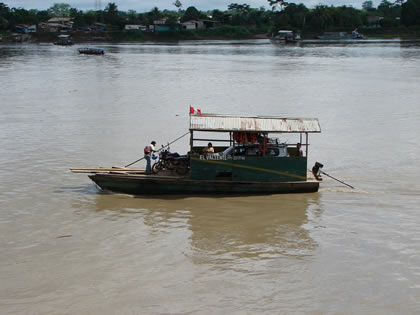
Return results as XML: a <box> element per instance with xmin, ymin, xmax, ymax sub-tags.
<box><xmin>152</xmin><ymin>161</ymin><xmax>162</xmax><ymax>174</ymax></box>
<box><xmin>175</xmin><ymin>162</ymin><xmax>189</xmax><ymax>175</ymax></box>
<box><xmin>166</xmin><ymin>160</ymin><xmax>175</xmax><ymax>170</ymax></box>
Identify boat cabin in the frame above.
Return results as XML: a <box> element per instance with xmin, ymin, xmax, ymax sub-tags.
<box><xmin>276</xmin><ymin>30</ymin><xmax>294</xmax><ymax>39</ymax></box>
<box><xmin>54</xmin><ymin>34</ymin><xmax>74</xmax><ymax>46</ymax></box>
<box><xmin>188</xmin><ymin>114</ymin><xmax>321</xmax><ymax>182</ymax></box>
<box><xmin>271</xmin><ymin>30</ymin><xmax>301</xmax><ymax>42</ymax></box>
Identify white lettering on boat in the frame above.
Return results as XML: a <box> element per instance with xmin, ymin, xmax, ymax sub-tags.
<box><xmin>200</xmin><ymin>155</ymin><xmax>227</xmax><ymax>161</ymax></box>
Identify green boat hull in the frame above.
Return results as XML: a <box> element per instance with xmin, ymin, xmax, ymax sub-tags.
<box><xmin>89</xmin><ymin>174</ymin><xmax>319</xmax><ymax>195</ymax></box>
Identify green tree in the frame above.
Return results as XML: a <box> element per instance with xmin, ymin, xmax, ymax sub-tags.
<box><xmin>173</xmin><ymin>0</ymin><xmax>182</xmax><ymax>10</ymax></box>
<box><xmin>127</xmin><ymin>10</ymin><xmax>139</xmax><ymax>24</ymax></box>
<box><xmin>378</xmin><ymin>0</ymin><xmax>401</xmax><ymax>18</ymax></box>
<box><xmin>181</xmin><ymin>6</ymin><xmax>204</xmax><ymax>22</ymax></box>
<box><xmin>247</xmin><ymin>7</ymin><xmax>270</xmax><ymax>28</ymax></box>
<box><xmin>336</xmin><ymin>6</ymin><xmax>362</xmax><ymax>28</ymax></box>
<box><xmin>211</xmin><ymin>9</ymin><xmax>225</xmax><ymax>22</ymax></box>
<box><xmin>0</xmin><ymin>2</ymin><xmax>9</xmax><ymax>16</ymax></box>
<box><xmin>136</xmin><ymin>12</ymin><xmax>149</xmax><ymax>25</ymax></box>
<box><xmin>70</xmin><ymin>8</ymin><xmax>89</xmax><ymax>28</ymax></box>
<box><xmin>48</xmin><ymin>3</ymin><xmax>71</xmax><ymax>17</ymax></box>
<box><xmin>282</xmin><ymin>3</ymin><xmax>308</xmax><ymax>28</ymax></box>
<box><xmin>362</xmin><ymin>1</ymin><xmax>374</xmax><ymax>9</ymax></box>
<box><xmin>228</xmin><ymin>4</ymin><xmax>248</xmax><ymax>25</ymax></box>
<box><xmin>228</xmin><ymin>3</ymin><xmax>251</xmax><ymax>13</ymax></box>
<box><xmin>104</xmin><ymin>2</ymin><xmax>125</xmax><ymax>28</ymax></box>
<box><xmin>106</xmin><ymin>2</ymin><xmax>117</xmax><ymax>13</ymax></box>
<box><xmin>306</xmin><ymin>5</ymin><xmax>336</xmax><ymax>31</ymax></box>
<box><xmin>83</xmin><ymin>10</ymin><xmax>97</xmax><ymax>25</ymax></box>
<box><xmin>401</xmin><ymin>0</ymin><xmax>420</xmax><ymax>25</ymax></box>
<box><xmin>146</xmin><ymin>7</ymin><xmax>161</xmax><ymax>24</ymax></box>
<box><xmin>273</xmin><ymin>13</ymin><xmax>290</xmax><ymax>28</ymax></box>
<box><xmin>0</xmin><ymin>2</ymin><xmax>9</xmax><ymax>29</ymax></box>
<box><xmin>36</xmin><ymin>10</ymin><xmax>50</xmax><ymax>22</ymax></box>
<box><xmin>7</xmin><ymin>7</ymin><xmax>38</xmax><ymax>26</ymax></box>
<box><xmin>267</xmin><ymin>0</ymin><xmax>288</xmax><ymax>10</ymax></box>
<box><xmin>165</xmin><ymin>12</ymin><xmax>179</xmax><ymax>27</ymax></box>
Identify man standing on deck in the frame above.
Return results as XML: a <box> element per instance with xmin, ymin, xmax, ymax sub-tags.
<box><xmin>144</xmin><ymin>141</ymin><xmax>157</xmax><ymax>174</ymax></box>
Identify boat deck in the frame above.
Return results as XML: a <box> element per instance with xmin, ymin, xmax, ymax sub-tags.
<box><xmin>70</xmin><ymin>167</ymin><xmax>318</xmax><ymax>182</ymax></box>
<box><xmin>70</xmin><ymin>167</ymin><xmax>187</xmax><ymax>178</ymax></box>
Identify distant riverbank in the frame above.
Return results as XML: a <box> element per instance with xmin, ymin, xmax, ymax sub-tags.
<box><xmin>1</xmin><ymin>26</ymin><xmax>419</xmax><ymax>44</ymax></box>
<box><xmin>0</xmin><ymin>26</ymin><xmax>268</xmax><ymax>44</ymax></box>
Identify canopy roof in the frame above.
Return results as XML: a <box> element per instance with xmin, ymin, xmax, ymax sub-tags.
<box><xmin>189</xmin><ymin>114</ymin><xmax>321</xmax><ymax>133</ymax></box>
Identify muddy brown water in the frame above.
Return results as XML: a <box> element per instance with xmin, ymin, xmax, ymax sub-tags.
<box><xmin>1</xmin><ymin>40</ymin><xmax>420</xmax><ymax>313</ymax></box>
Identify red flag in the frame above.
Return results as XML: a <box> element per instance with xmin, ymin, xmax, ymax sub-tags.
<box><xmin>197</xmin><ymin>109</ymin><xmax>201</xmax><ymax>115</ymax></box>
<box><xmin>190</xmin><ymin>106</ymin><xmax>195</xmax><ymax>114</ymax></box>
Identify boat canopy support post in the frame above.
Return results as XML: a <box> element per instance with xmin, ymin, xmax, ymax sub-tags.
<box><xmin>190</xmin><ymin>130</ymin><xmax>194</xmax><ymax>154</ymax></box>
<box><xmin>305</xmin><ymin>133</ymin><xmax>309</xmax><ymax>158</ymax></box>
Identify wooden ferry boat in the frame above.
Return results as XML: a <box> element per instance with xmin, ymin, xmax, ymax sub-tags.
<box><xmin>71</xmin><ymin>114</ymin><xmax>322</xmax><ymax>195</ymax></box>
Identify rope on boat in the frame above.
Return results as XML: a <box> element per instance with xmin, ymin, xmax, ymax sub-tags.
<box><xmin>124</xmin><ymin>131</ymin><xmax>191</xmax><ymax>167</ymax></box>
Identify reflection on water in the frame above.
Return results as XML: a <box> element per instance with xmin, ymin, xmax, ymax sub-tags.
<box><xmin>93</xmin><ymin>193</ymin><xmax>319</xmax><ymax>267</ymax></box>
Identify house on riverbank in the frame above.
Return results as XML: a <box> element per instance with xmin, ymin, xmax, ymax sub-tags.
<box><xmin>125</xmin><ymin>25</ymin><xmax>147</xmax><ymax>31</ymax></box>
<box><xmin>39</xmin><ymin>17</ymin><xmax>73</xmax><ymax>32</ymax></box>
<box><xmin>15</xmin><ymin>24</ymin><xmax>37</xmax><ymax>33</ymax></box>
<box><xmin>366</xmin><ymin>16</ymin><xmax>384</xmax><ymax>28</ymax></box>
<box><xmin>182</xmin><ymin>19</ymin><xmax>221</xmax><ymax>30</ymax></box>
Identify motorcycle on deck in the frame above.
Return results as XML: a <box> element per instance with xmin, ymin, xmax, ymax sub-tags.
<box><xmin>152</xmin><ymin>145</ymin><xmax>190</xmax><ymax>175</ymax></box>
<box><xmin>172</xmin><ymin>154</ymin><xmax>190</xmax><ymax>175</ymax></box>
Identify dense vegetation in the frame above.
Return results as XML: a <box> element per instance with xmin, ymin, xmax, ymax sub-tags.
<box><xmin>1</xmin><ymin>0</ymin><xmax>420</xmax><ymax>39</ymax></box>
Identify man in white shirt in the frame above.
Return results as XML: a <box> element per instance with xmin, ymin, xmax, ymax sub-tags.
<box><xmin>144</xmin><ymin>141</ymin><xmax>157</xmax><ymax>174</ymax></box>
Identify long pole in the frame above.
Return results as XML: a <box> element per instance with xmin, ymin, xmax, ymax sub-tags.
<box><xmin>320</xmin><ymin>171</ymin><xmax>354</xmax><ymax>189</ymax></box>
<box><xmin>124</xmin><ymin>131</ymin><xmax>190</xmax><ymax>167</ymax></box>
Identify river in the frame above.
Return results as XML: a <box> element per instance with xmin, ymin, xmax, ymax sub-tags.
<box><xmin>1</xmin><ymin>40</ymin><xmax>420</xmax><ymax>313</ymax></box>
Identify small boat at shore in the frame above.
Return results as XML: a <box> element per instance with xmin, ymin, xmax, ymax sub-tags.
<box><xmin>270</xmin><ymin>30</ymin><xmax>301</xmax><ymax>43</ymax></box>
<box><xmin>78</xmin><ymin>47</ymin><xmax>104</xmax><ymax>55</ymax></box>
<box><xmin>55</xmin><ymin>39</ymin><xmax>74</xmax><ymax>46</ymax></box>
<box><xmin>54</xmin><ymin>34</ymin><xmax>74</xmax><ymax>46</ymax></box>
<box><xmin>318</xmin><ymin>30</ymin><xmax>365</xmax><ymax>40</ymax></box>
<box><xmin>71</xmin><ymin>113</ymin><xmax>322</xmax><ymax>195</ymax></box>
